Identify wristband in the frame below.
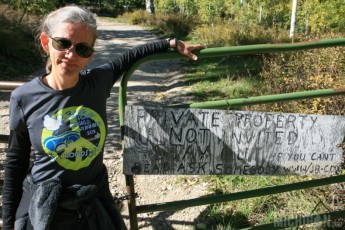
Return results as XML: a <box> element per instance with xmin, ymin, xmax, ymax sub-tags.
<box><xmin>166</xmin><ymin>38</ymin><xmax>179</xmax><ymax>50</ymax></box>
<box><xmin>174</xmin><ymin>38</ymin><xmax>179</xmax><ymax>50</ymax></box>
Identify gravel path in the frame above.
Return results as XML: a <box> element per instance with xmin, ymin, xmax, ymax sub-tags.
<box><xmin>0</xmin><ymin>18</ymin><xmax>210</xmax><ymax>229</ymax></box>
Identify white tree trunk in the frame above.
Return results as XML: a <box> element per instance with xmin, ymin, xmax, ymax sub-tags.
<box><xmin>305</xmin><ymin>10</ymin><xmax>310</xmax><ymax>35</ymax></box>
<box><xmin>289</xmin><ymin>0</ymin><xmax>298</xmax><ymax>38</ymax></box>
<box><xmin>146</xmin><ymin>0</ymin><xmax>155</xmax><ymax>14</ymax></box>
<box><xmin>258</xmin><ymin>1</ymin><xmax>262</xmax><ymax>24</ymax></box>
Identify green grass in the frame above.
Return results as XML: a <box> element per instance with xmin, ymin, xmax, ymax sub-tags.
<box><xmin>197</xmin><ymin>175</ymin><xmax>343</xmax><ymax>229</ymax></box>
<box><xmin>183</xmin><ymin>56</ymin><xmax>263</xmax><ymax>104</ymax></box>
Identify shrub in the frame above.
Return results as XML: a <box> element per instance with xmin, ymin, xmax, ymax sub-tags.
<box><xmin>155</xmin><ymin>13</ymin><xmax>197</xmax><ymax>37</ymax></box>
<box><xmin>191</xmin><ymin>19</ymin><xmax>290</xmax><ymax>47</ymax></box>
<box><xmin>258</xmin><ymin>44</ymin><xmax>345</xmax><ymax>115</ymax></box>
<box><xmin>121</xmin><ymin>10</ymin><xmax>198</xmax><ymax>38</ymax></box>
<box><xmin>121</xmin><ymin>10</ymin><xmax>152</xmax><ymax>25</ymax></box>
<box><xmin>0</xmin><ymin>3</ymin><xmax>42</xmax><ymax>79</ymax></box>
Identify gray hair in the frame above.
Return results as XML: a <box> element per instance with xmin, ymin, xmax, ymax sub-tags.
<box><xmin>41</xmin><ymin>5</ymin><xmax>98</xmax><ymax>45</ymax></box>
<box><xmin>41</xmin><ymin>5</ymin><xmax>98</xmax><ymax>73</ymax></box>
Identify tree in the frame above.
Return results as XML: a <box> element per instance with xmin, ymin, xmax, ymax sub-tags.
<box><xmin>8</xmin><ymin>0</ymin><xmax>57</xmax><ymax>26</ymax></box>
<box><xmin>146</xmin><ymin>0</ymin><xmax>155</xmax><ymax>14</ymax></box>
<box><xmin>176</xmin><ymin>0</ymin><xmax>198</xmax><ymax>17</ymax></box>
<box><xmin>289</xmin><ymin>0</ymin><xmax>298</xmax><ymax>39</ymax></box>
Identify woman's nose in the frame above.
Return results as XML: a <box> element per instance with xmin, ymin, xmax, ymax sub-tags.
<box><xmin>65</xmin><ymin>46</ymin><xmax>78</xmax><ymax>57</ymax></box>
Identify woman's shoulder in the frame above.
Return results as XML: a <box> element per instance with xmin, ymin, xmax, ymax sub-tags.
<box><xmin>11</xmin><ymin>76</ymin><xmax>43</xmax><ymax>98</ymax></box>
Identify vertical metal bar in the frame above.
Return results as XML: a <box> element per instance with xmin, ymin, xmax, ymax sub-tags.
<box><xmin>118</xmin><ymin>64</ymin><xmax>140</xmax><ymax>133</ymax></box>
<box><xmin>118</xmin><ymin>85</ymin><xmax>127</xmax><ymax>148</ymax></box>
<box><xmin>119</xmin><ymin>68</ymin><xmax>140</xmax><ymax>229</ymax></box>
<box><xmin>125</xmin><ymin>175</ymin><xmax>138</xmax><ymax>230</ymax></box>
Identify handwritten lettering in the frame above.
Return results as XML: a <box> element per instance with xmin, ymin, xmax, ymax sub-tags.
<box><xmin>124</xmin><ymin>106</ymin><xmax>345</xmax><ymax>176</ymax></box>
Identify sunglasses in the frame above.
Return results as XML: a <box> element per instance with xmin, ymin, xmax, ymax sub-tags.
<box><xmin>50</xmin><ymin>37</ymin><xmax>94</xmax><ymax>58</ymax></box>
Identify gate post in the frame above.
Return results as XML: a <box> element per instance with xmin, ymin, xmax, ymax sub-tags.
<box><xmin>126</xmin><ymin>175</ymin><xmax>138</xmax><ymax>230</ymax></box>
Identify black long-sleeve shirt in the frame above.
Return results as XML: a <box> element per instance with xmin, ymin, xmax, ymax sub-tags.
<box><xmin>2</xmin><ymin>40</ymin><xmax>170</xmax><ymax>229</ymax></box>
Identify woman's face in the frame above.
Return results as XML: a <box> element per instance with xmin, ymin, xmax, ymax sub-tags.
<box><xmin>41</xmin><ymin>22</ymin><xmax>94</xmax><ymax>79</ymax></box>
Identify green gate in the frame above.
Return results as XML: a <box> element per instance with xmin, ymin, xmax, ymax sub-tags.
<box><xmin>118</xmin><ymin>38</ymin><xmax>345</xmax><ymax>229</ymax></box>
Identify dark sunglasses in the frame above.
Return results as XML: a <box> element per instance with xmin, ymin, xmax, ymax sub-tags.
<box><xmin>50</xmin><ymin>37</ymin><xmax>94</xmax><ymax>58</ymax></box>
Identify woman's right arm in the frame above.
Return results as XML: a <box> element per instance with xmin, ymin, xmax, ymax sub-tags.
<box><xmin>2</xmin><ymin>95</ymin><xmax>31</xmax><ymax>229</ymax></box>
<box><xmin>2</xmin><ymin>129</ymin><xmax>31</xmax><ymax>229</ymax></box>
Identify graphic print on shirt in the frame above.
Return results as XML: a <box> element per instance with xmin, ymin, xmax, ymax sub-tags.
<box><xmin>41</xmin><ymin>106</ymin><xmax>105</xmax><ymax>170</ymax></box>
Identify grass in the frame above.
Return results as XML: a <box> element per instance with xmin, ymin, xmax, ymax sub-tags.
<box><xmin>195</xmin><ymin>175</ymin><xmax>344</xmax><ymax>229</ymax></box>
<box><xmin>182</xmin><ymin>56</ymin><xmax>263</xmax><ymax>104</ymax></box>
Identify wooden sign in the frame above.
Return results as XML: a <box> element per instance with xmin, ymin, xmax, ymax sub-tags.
<box><xmin>123</xmin><ymin>105</ymin><xmax>345</xmax><ymax>175</ymax></box>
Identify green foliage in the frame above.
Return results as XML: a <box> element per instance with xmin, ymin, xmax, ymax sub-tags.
<box><xmin>154</xmin><ymin>0</ymin><xmax>176</xmax><ymax>14</ymax></box>
<box><xmin>191</xmin><ymin>20</ymin><xmax>290</xmax><ymax>47</ymax></box>
<box><xmin>306</xmin><ymin>0</ymin><xmax>345</xmax><ymax>34</ymax></box>
<box><xmin>6</xmin><ymin>0</ymin><xmax>57</xmax><ymax>15</ymax></box>
<box><xmin>258</xmin><ymin>42</ymin><xmax>345</xmax><ymax>115</ymax></box>
<box><xmin>122</xmin><ymin>0</ymin><xmax>145</xmax><ymax>11</ymax></box>
<box><xmin>2</xmin><ymin>0</ymin><xmax>345</xmax><ymax>36</ymax></box>
<box><xmin>258</xmin><ymin>0</ymin><xmax>291</xmax><ymax>28</ymax></box>
<box><xmin>120</xmin><ymin>10</ymin><xmax>198</xmax><ymax>38</ymax></box>
<box><xmin>0</xmin><ymin>29</ymin><xmax>42</xmax><ymax>79</ymax></box>
<box><xmin>175</xmin><ymin>0</ymin><xmax>198</xmax><ymax>17</ymax></box>
<box><xmin>121</xmin><ymin>10</ymin><xmax>152</xmax><ymax>25</ymax></box>
<box><xmin>196</xmin><ymin>0</ymin><xmax>226</xmax><ymax>23</ymax></box>
<box><xmin>183</xmin><ymin>56</ymin><xmax>262</xmax><ymax>102</ymax></box>
<box><xmin>156</xmin><ymin>13</ymin><xmax>197</xmax><ymax>37</ymax></box>
<box><xmin>0</xmin><ymin>3</ymin><xmax>42</xmax><ymax>79</ymax></box>
<box><xmin>153</xmin><ymin>0</ymin><xmax>345</xmax><ymax>38</ymax></box>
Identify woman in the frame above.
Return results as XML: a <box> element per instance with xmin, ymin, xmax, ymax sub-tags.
<box><xmin>2</xmin><ymin>5</ymin><xmax>204</xmax><ymax>230</ymax></box>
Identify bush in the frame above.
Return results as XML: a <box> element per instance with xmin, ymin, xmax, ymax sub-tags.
<box><xmin>191</xmin><ymin>19</ymin><xmax>291</xmax><ymax>47</ymax></box>
<box><xmin>121</xmin><ymin>10</ymin><xmax>152</xmax><ymax>25</ymax></box>
<box><xmin>121</xmin><ymin>10</ymin><xmax>198</xmax><ymax>38</ymax></box>
<box><xmin>0</xmin><ymin>3</ymin><xmax>42</xmax><ymax>80</ymax></box>
<box><xmin>158</xmin><ymin>13</ymin><xmax>197</xmax><ymax>37</ymax></box>
<box><xmin>258</xmin><ymin>43</ymin><xmax>345</xmax><ymax>115</ymax></box>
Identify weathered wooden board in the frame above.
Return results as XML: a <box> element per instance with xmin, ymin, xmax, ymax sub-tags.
<box><xmin>123</xmin><ymin>105</ymin><xmax>345</xmax><ymax>175</ymax></box>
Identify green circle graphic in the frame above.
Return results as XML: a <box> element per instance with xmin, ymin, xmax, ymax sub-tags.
<box><xmin>41</xmin><ymin>106</ymin><xmax>106</xmax><ymax>170</ymax></box>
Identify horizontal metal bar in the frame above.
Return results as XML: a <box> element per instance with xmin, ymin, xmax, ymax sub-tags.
<box><xmin>241</xmin><ymin>209</ymin><xmax>345</xmax><ymax>229</ymax></box>
<box><xmin>0</xmin><ymin>134</ymin><xmax>9</xmax><ymax>143</ymax></box>
<box><xmin>136</xmin><ymin>174</ymin><xmax>345</xmax><ymax>213</ymax></box>
<box><xmin>170</xmin><ymin>87</ymin><xmax>345</xmax><ymax>109</ymax></box>
<box><xmin>196</xmin><ymin>38</ymin><xmax>345</xmax><ymax>57</ymax></box>
<box><xmin>128</xmin><ymin>38</ymin><xmax>345</xmax><ymax>65</ymax></box>
<box><xmin>0</xmin><ymin>81</ymin><xmax>25</xmax><ymax>90</ymax></box>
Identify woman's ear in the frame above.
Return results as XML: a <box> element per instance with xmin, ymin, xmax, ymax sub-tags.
<box><xmin>40</xmin><ymin>33</ymin><xmax>50</xmax><ymax>53</ymax></box>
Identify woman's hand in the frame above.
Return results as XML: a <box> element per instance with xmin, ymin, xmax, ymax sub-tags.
<box><xmin>172</xmin><ymin>39</ymin><xmax>205</xmax><ymax>61</ymax></box>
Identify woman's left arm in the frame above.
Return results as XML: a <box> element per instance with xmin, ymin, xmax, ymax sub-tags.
<box><xmin>99</xmin><ymin>39</ymin><xmax>205</xmax><ymax>87</ymax></box>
